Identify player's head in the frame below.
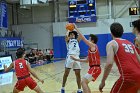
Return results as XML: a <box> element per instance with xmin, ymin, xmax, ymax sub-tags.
<box><xmin>68</xmin><ymin>31</ymin><xmax>78</xmax><ymax>39</ymax></box>
<box><xmin>16</xmin><ymin>48</ymin><xmax>26</xmax><ymax>58</ymax></box>
<box><xmin>89</xmin><ymin>34</ymin><xmax>98</xmax><ymax>44</ymax></box>
<box><xmin>132</xmin><ymin>19</ymin><xmax>140</xmax><ymax>35</ymax></box>
<box><xmin>110</xmin><ymin>22</ymin><xmax>124</xmax><ymax>38</ymax></box>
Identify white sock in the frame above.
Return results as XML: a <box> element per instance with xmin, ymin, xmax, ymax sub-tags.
<box><xmin>78</xmin><ymin>89</ymin><xmax>82</xmax><ymax>92</ymax></box>
<box><xmin>62</xmin><ymin>87</ymin><xmax>65</xmax><ymax>90</ymax></box>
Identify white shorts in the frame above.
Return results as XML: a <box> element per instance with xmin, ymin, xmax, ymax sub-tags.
<box><xmin>65</xmin><ymin>55</ymin><xmax>81</xmax><ymax>69</ymax></box>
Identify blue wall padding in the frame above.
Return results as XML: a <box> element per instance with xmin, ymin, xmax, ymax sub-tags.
<box><xmin>122</xmin><ymin>33</ymin><xmax>135</xmax><ymax>44</ymax></box>
<box><xmin>53</xmin><ymin>36</ymin><xmax>67</xmax><ymax>58</ymax></box>
<box><xmin>53</xmin><ymin>33</ymin><xmax>135</xmax><ymax>58</ymax></box>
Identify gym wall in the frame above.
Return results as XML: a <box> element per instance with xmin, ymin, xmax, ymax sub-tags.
<box><xmin>7</xmin><ymin>0</ymin><xmax>139</xmax><ymax>58</ymax></box>
<box><xmin>53</xmin><ymin>18</ymin><xmax>136</xmax><ymax>58</ymax></box>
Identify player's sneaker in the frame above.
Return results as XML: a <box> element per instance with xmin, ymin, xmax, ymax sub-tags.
<box><xmin>61</xmin><ymin>89</ymin><xmax>65</xmax><ymax>93</ymax></box>
<box><xmin>77</xmin><ymin>90</ymin><xmax>83</xmax><ymax>93</ymax></box>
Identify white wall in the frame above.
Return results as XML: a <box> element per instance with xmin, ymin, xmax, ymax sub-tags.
<box><xmin>9</xmin><ymin>3</ymin><xmax>55</xmax><ymax>24</ymax></box>
<box><xmin>8</xmin><ymin>0</ymin><xmax>138</xmax><ymax>24</ymax></box>
<box><xmin>8</xmin><ymin>0</ymin><xmax>139</xmax><ymax>50</ymax></box>
<box><xmin>31</xmin><ymin>4</ymin><xmax>54</xmax><ymax>23</ymax></box>
<box><xmin>53</xmin><ymin>17</ymin><xmax>139</xmax><ymax>36</ymax></box>
<box><xmin>12</xmin><ymin>23</ymin><xmax>53</xmax><ymax>49</ymax></box>
<box><xmin>8</xmin><ymin>3</ymin><xmax>54</xmax><ymax>50</ymax></box>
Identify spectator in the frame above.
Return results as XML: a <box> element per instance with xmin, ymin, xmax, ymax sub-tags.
<box><xmin>37</xmin><ymin>49</ymin><xmax>44</xmax><ymax>60</ymax></box>
<box><xmin>26</xmin><ymin>49</ymin><xmax>37</xmax><ymax>64</ymax></box>
<box><xmin>50</xmin><ymin>49</ymin><xmax>54</xmax><ymax>60</ymax></box>
<box><xmin>36</xmin><ymin>49</ymin><xmax>39</xmax><ymax>55</ymax></box>
<box><xmin>45</xmin><ymin>49</ymin><xmax>51</xmax><ymax>61</ymax></box>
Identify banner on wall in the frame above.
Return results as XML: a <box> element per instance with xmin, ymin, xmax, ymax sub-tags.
<box><xmin>0</xmin><ymin>38</ymin><xmax>23</xmax><ymax>48</ymax></box>
<box><xmin>0</xmin><ymin>2</ymin><xmax>8</xmax><ymax>29</ymax></box>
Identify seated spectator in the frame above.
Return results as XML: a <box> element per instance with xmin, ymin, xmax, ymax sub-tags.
<box><xmin>37</xmin><ymin>49</ymin><xmax>44</xmax><ymax>60</ymax></box>
<box><xmin>45</xmin><ymin>49</ymin><xmax>51</xmax><ymax>61</ymax></box>
<box><xmin>50</xmin><ymin>49</ymin><xmax>54</xmax><ymax>60</ymax></box>
<box><xmin>26</xmin><ymin>49</ymin><xmax>37</xmax><ymax>64</ymax></box>
<box><xmin>36</xmin><ymin>49</ymin><xmax>39</xmax><ymax>55</ymax></box>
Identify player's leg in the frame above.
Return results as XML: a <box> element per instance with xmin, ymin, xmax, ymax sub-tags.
<box><xmin>61</xmin><ymin>55</ymin><xmax>72</xmax><ymax>93</ymax></box>
<box><xmin>74</xmin><ymin>69</ymin><xmax>82</xmax><ymax>92</ymax></box>
<box><xmin>13</xmin><ymin>87</ymin><xmax>20</xmax><ymax>93</ymax></box>
<box><xmin>81</xmin><ymin>78</ymin><xmax>90</xmax><ymax>93</ymax></box>
<box><xmin>73</xmin><ymin>61</ymin><xmax>82</xmax><ymax>93</ymax></box>
<box><xmin>82</xmin><ymin>67</ymin><xmax>101</xmax><ymax>93</ymax></box>
<box><xmin>62</xmin><ymin>68</ymin><xmax>71</xmax><ymax>87</ymax></box>
<box><xmin>33</xmin><ymin>85</ymin><xmax>45</xmax><ymax>93</ymax></box>
<box><xmin>82</xmin><ymin>73</ymin><xmax>95</xmax><ymax>93</ymax></box>
<box><xmin>61</xmin><ymin>67</ymin><xmax>71</xmax><ymax>93</ymax></box>
<box><xmin>13</xmin><ymin>80</ymin><xmax>26</xmax><ymax>93</ymax></box>
<box><xmin>26</xmin><ymin>77</ymin><xmax>45</xmax><ymax>93</ymax></box>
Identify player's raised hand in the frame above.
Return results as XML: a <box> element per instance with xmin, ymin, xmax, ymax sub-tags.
<box><xmin>99</xmin><ymin>81</ymin><xmax>105</xmax><ymax>93</ymax></box>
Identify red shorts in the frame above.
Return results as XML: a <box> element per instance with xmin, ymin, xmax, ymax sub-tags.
<box><xmin>84</xmin><ymin>66</ymin><xmax>101</xmax><ymax>82</ymax></box>
<box><xmin>111</xmin><ymin>78</ymin><xmax>140</xmax><ymax>93</ymax></box>
<box><xmin>15</xmin><ymin>77</ymin><xmax>37</xmax><ymax>91</ymax></box>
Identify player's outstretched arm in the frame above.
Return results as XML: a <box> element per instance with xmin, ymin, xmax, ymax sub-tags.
<box><xmin>74</xmin><ymin>25</ymin><xmax>93</xmax><ymax>48</ymax></box>
<box><xmin>70</xmin><ymin>56</ymin><xmax>88</xmax><ymax>63</ymax></box>
<box><xmin>27</xmin><ymin>62</ymin><xmax>44</xmax><ymax>84</ymax></box>
<box><xmin>4</xmin><ymin>63</ymin><xmax>14</xmax><ymax>72</ymax></box>
<box><xmin>77</xmin><ymin>35</ymin><xmax>81</xmax><ymax>42</ymax></box>
<box><xmin>99</xmin><ymin>42</ymin><xmax>114</xmax><ymax>92</ymax></box>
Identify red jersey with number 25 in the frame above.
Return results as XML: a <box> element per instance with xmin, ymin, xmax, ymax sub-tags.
<box><xmin>114</xmin><ymin>38</ymin><xmax>140</xmax><ymax>79</ymax></box>
<box><xmin>14</xmin><ymin>59</ymin><xmax>30</xmax><ymax>78</ymax></box>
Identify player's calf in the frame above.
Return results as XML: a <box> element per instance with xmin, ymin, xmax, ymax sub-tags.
<box><xmin>33</xmin><ymin>85</ymin><xmax>45</xmax><ymax>93</ymax></box>
<box><xmin>81</xmin><ymin>78</ymin><xmax>91</xmax><ymax>93</ymax></box>
<box><xmin>13</xmin><ymin>87</ymin><xmax>20</xmax><ymax>93</ymax></box>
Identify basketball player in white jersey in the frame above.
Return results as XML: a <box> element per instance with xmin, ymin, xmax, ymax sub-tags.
<box><xmin>61</xmin><ymin>31</ymin><xmax>82</xmax><ymax>93</ymax></box>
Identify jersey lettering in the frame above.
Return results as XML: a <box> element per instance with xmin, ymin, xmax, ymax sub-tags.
<box><xmin>67</xmin><ymin>39</ymin><xmax>80</xmax><ymax>55</ymax></box>
<box><xmin>74</xmin><ymin>43</ymin><xmax>76</xmax><ymax>47</ymax></box>
<box><xmin>122</xmin><ymin>43</ymin><xmax>134</xmax><ymax>54</ymax></box>
<box><xmin>19</xmin><ymin>63</ymin><xmax>23</xmax><ymax>68</ymax></box>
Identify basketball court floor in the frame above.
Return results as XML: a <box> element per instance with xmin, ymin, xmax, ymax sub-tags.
<box><xmin>0</xmin><ymin>57</ymin><xmax>121</xmax><ymax>93</ymax></box>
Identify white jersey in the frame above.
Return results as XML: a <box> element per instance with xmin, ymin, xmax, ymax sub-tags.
<box><xmin>67</xmin><ymin>38</ymin><xmax>80</xmax><ymax>55</ymax></box>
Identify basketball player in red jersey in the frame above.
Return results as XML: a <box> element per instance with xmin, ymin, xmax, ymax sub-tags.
<box><xmin>99</xmin><ymin>23</ymin><xmax>140</xmax><ymax>93</ymax></box>
<box><xmin>71</xmin><ymin>25</ymin><xmax>101</xmax><ymax>93</ymax></box>
<box><xmin>4</xmin><ymin>48</ymin><xmax>45</xmax><ymax>93</ymax></box>
<box><xmin>132</xmin><ymin>19</ymin><xmax>140</xmax><ymax>54</ymax></box>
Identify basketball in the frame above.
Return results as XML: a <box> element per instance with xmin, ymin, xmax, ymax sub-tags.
<box><xmin>65</xmin><ymin>23</ymin><xmax>75</xmax><ymax>31</ymax></box>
